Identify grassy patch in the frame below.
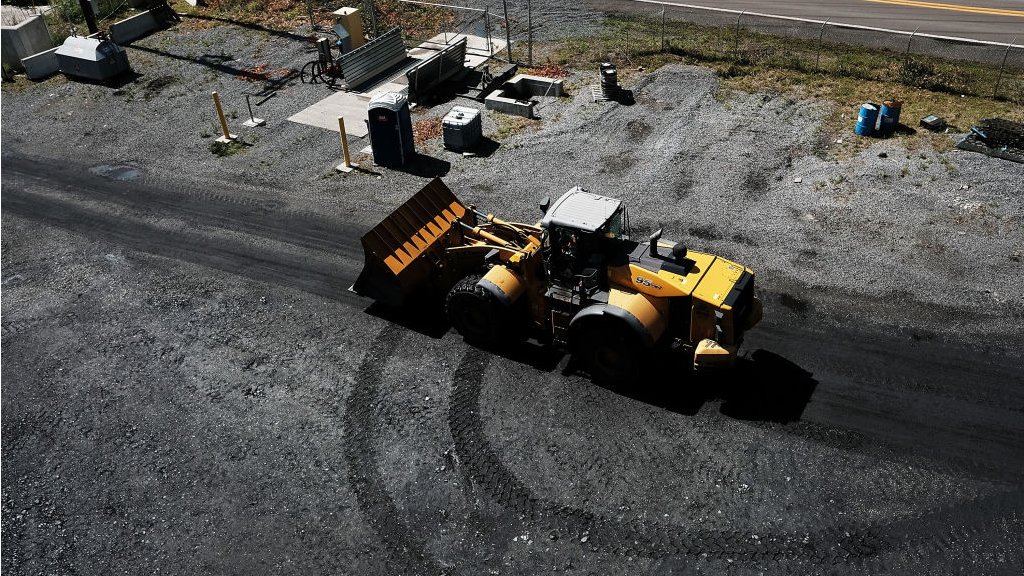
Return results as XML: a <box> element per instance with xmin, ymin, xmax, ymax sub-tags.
<box><xmin>545</xmin><ymin>15</ymin><xmax>1022</xmax><ymax>155</ymax></box>
<box><xmin>173</xmin><ymin>0</ymin><xmax>455</xmax><ymax>41</ymax></box>
<box><xmin>523</xmin><ymin>64</ymin><xmax>570</xmax><ymax>79</ymax></box>
<box><xmin>549</xmin><ymin>15</ymin><xmax>1022</xmax><ymax>104</ymax></box>
<box><xmin>493</xmin><ymin>114</ymin><xmax>540</xmax><ymax>140</ymax></box>
<box><xmin>209</xmin><ymin>139</ymin><xmax>248</xmax><ymax>157</ymax></box>
<box><xmin>719</xmin><ymin>67</ymin><xmax>1023</xmax><ymax>156</ymax></box>
<box><xmin>413</xmin><ymin>117</ymin><xmax>442</xmax><ymax>144</ymax></box>
<box><xmin>45</xmin><ymin>0</ymin><xmax>137</xmax><ymax>44</ymax></box>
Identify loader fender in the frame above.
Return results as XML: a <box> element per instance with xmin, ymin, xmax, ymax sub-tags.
<box><xmin>569</xmin><ymin>289</ymin><xmax>667</xmax><ymax>349</ymax></box>
<box><xmin>477</xmin><ymin>265</ymin><xmax>525</xmax><ymax>307</ymax></box>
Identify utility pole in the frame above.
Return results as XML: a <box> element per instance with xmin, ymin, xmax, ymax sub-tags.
<box><xmin>527</xmin><ymin>0</ymin><xmax>533</xmax><ymax>66</ymax></box>
<box><xmin>503</xmin><ymin>0</ymin><xmax>513</xmax><ymax>62</ymax></box>
<box><xmin>77</xmin><ymin>0</ymin><xmax>98</xmax><ymax>34</ymax></box>
<box><xmin>364</xmin><ymin>0</ymin><xmax>378</xmax><ymax>38</ymax></box>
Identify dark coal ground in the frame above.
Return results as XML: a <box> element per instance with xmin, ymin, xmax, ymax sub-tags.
<box><xmin>1</xmin><ymin>11</ymin><xmax>1022</xmax><ymax>575</ymax></box>
<box><xmin>2</xmin><ymin>153</ymin><xmax>1022</xmax><ymax>575</ymax></box>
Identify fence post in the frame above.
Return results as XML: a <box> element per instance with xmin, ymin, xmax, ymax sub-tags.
<box><xmin>993</xmin><ymin>37</ymin><xmax>1017</xmax><ymax>100</ymax></box>
<box><xmin>661</xmin><ymin>6</ymin><xmax>666</xmax><ymax>52</ymax></box>
<box><xmin>364</xmin><ymin>0</ymin><xmax>378</xmax><ymax>39</ymax></box>
<box><xmin>502</xmin><ymin>0</ymin><xmax>513</xmax><ymax>62</ymax></box>
<box><xmin>815</xmin><ymin>18</ymin><xmax>829</xmax><ymax>72</ymax></box>
<box><xmin>242</xmin><ymin>94</ymin><xmax>266</xmax><ymax>127</ymax></box>
<box><xmin>527</xmin><ymin>0</ymin><xmax>533</xmax><ymax>66</ymax></box>
<box><xmin>484</xmin><ymin>8</ymin><xmax>492</xmax><ymax>56</ymax></box>
<box><xmin>905</xmin><ymin>25</ymin><xmax>920</xmax><ymax>62</ymax></box>
<box><xmin>211</xmin><ymin>92</ymin><xmax>236</xmax><ymax>143</ymax></box>
<box><xmin>734</xmin><ymin>11</ymin><xmax>744</xmax><ymax>62</ymax></box>
<box><xmin>336</xmin><ymin>117</ymin><xmax>356</xmax><ymax>173</ymax></box>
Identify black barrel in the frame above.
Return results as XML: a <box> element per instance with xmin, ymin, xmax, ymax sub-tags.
<box><xmin>600</xmin><ymin>62</ymin><xmax>618</xmax><ymax>98</ymax></box>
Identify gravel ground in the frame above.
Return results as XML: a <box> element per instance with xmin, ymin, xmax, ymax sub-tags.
<box><xmin>2</xmin><ymin>17</ymin><xmax>1023</xmax><ymax>576</ymax></box>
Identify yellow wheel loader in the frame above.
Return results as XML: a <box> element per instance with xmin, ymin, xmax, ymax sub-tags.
<box><xmin>351</xmin><ymin>179</ymin><xmax>762</xmax><ymax>381</ymax></box>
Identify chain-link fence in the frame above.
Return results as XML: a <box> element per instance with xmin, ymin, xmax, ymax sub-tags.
<box><xmin>383</xmin><ymin>0</ymin><xmax>1022</xmax><ymax>103</ymax></box>
<box><xmin>383</xmin><ymin>0</ymin><xmax>513</xmax><ymax>62</ymax></box>
<box><xmin>599</xmin><ymin>1</ymin><xmax>1024</xmax><ymax>103</ymax></box>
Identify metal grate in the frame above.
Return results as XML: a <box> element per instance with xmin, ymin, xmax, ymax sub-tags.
<box><xmin>407</xmin><ymin>37</ymin><xmax>467</xmax><ymax>102</ymax></box>
<box><xmin>338</xmin><ymin>27</ymin><xmax>408</xmax><ymax>91</ymax></box>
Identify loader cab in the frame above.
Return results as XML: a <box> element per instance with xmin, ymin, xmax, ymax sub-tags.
<box><xmin>539</xmin><ymin>188</ymin><xmax>630</xmax><ymax>288</ymax></box>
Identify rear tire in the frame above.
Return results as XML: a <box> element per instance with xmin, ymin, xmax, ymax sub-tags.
<box><xmin>446</xmin><ymin>275</ymin><xmax>510</xmax><ymax>345</ymax></box>
<box><xmin>569</xmin><ymin>316</ymin><xmax>644</xmax><ymax>384</ymax></box>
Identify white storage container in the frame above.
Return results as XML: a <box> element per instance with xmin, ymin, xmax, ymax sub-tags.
<box><xmin>442</xmin><ymin>106</ymin><xmax>482</xmax><ymax>151</ymax></box>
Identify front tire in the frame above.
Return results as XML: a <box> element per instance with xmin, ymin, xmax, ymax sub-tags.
<box><xmin>569</xmin><ymin>316</ymin><xmax>643</xmax><ymax>384</ymax></box>
<box><xmin>446</xmin><ymin>275</ymin><xmax>506</xmax><ymax>345</ymax></box>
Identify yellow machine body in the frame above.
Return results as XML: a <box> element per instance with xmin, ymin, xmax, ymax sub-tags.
<box><xmin>352</xmin><ymin>179</ymin><xmax>762</xmax><ymax>374</ymax></box>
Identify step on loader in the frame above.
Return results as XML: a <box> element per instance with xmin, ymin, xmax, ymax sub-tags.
<box><xmin>351</xmin><ymin>178</ymin><xmax>763</xmax><ymax>381</ymax></box>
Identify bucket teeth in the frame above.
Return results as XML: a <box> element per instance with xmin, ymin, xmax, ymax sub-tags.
<box><xmin>351</xmin><ymin>178</ymin><xmax>471</xmax><ymax>307</ymax></box>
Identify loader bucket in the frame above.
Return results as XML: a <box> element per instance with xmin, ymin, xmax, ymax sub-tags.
<box><xmin>351</xmin><ymin>178</ymin><xmax>472</xmax><ymax>307</ymax></box>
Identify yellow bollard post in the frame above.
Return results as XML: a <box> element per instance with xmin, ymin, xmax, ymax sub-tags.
<box><xmin>212</xmin><ymin>91</ymin><xmax>236</xmax><ymax>143</ymax></box>
<box><xmin>336</xmin><ymin>116</ymin><xmax>357</xmax><ymax>173</ymax></box>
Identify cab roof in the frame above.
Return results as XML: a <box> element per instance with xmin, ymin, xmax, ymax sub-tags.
<box><xmin>540</xmin><ymin>187</ymin><xmax>622</xmax><ymax>232</ymax></box>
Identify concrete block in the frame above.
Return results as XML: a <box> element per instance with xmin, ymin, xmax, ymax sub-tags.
<box><xmin>1</xmin><ymin>15</ymin><xmax>54</xmax><ymax>72</ymax></box>
<box><xmin>484</xmin><ymin>89</ymin><xmax>536</xmax><ymax>119</ymax></box>
<box><xmin>21</xmin><ymin>46</ymin><xmax>60</xmax><ymax>80</ymax></box>
<box><xmin>509</xmin><ymin>74</ymin><xmax>564</xmax><ymax>97</ymax></box>
<box><xmin>109</xmin><ymin>10</ymin><xmax>160</xmax><ymax>45</ymax></box>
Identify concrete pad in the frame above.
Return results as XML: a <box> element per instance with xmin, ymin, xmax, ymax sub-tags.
<box><xmin>2</xmin><ymin>15</ymin><xmax>54</xmax><ymax>71</ymax></box>
<box><xmin>287</xmin><ymin>83</ymin><xmax>409</xmax><ymax>137</ymax></box>
<box><xmin>289</xmin><ymin>33</ymin><xmax>502</xmax><ymax>136</ymax></box>
<box><xmin>409</xmin><ymin>33</ymin><xmax>505</xmax><ymax>68</ymax></box>
<box><xmin>109</xmin><ymin>10</ymin><xmax>160</xmax><ymax>46</ymax></box>
<box><xmin>21</xmin><ymin>46</ymin><xmax>59</xmax><ymax>80</ymax></box>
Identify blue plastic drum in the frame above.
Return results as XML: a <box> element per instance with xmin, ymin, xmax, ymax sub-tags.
<box><xmin>855</xmin><ymin>102</ymin><xmax>879</xmax><ymax>136</ymax></box>
<box><xmin>878</xmin><ymin>100</ymin><xmax>903</xmax><ymax>136</ymax></box>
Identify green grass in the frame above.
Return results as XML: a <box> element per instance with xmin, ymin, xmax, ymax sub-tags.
<box><xmin>550</xmin><ymin>15</ymin><xmax>1022</xmax><ymax>105</ymax></box>
<box><xmin>541</xmin><ymin>15</ymin><xmax>1023</xmax><ymax>156</ymax></box>
<box><xmin>44</xmin><ymin>0</ymin><xmax>138</xmax><ymax>44</ymax></box>
<box><xmin>209</xmin><ymin>139</ymin><xmax>248</xmax><ymax>157</ymax></box>
<box><xmin>492</xmin><ymin>114</ymin><xmax>540</xmax><ymax>140</ymax></box>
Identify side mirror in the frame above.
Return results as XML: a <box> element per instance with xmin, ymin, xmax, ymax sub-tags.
<box><xmin>671</xmin><ymin>243</ymin><xmax>687</xmax><ymax>260</ymax></box>
<box><xmin>649</xmin><ymin>228</ymin><xmax>663</xmax><ymax>256</ymax></box>
<box><xmin>539</xmin><ymin>196</ymin><xmax>551</xmax><ymax>214</ymax></box>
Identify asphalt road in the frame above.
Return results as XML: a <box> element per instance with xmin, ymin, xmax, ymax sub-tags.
<box><xmin>603</xmin><ymin>0</ymin><xmax>1024</xmax><ymax>42</ymax></box>
<box><xmin>3</xmin><ymin>151</ymin><xmax>1023</xmax><ymax>574</ymax></box>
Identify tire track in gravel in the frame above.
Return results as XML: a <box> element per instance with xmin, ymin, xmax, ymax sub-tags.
<box><xmin>2</xmin><ymin>153</ymin><xmax>364</xmax><ymax>256</ymax></box>
<box><xmin>344</xmin><ymin>325</ymin><xmax>445</xmax><ymax>576</ymax></box>
<box><xmin>448</xmin><ymin>348</ymin><xmax>882</xmax><ymax>563</ymax></box>
<box><xmin>448</xmin><ymin>348</ymin><xmax>1024</xmax><ymax>565</ymax></box>
<box><xmin>1</xmin><ymin>187</ymin><xmax>362</xmax><ymax>305</ymax></box>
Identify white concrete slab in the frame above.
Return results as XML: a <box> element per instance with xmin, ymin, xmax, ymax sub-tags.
<box><xmin>408</xmin><ymin>33</ymin><xmax>506</xmax><ymax>68</ymax></box>
<box><xmin>286</xmin><ymin>82</ymin><xmax>410</xmax><ymax>136</ymax></box>
<box><xmin>287</xmin><ymin>33</ymin><xmax>503</xmax><ymax>136</ymax></box>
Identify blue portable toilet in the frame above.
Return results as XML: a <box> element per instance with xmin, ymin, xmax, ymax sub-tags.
<box><xmin>855</xmin><ymin>103</ymin><xmax>880</xmax><ymax>136</ymax></box>
<box><xmin>367</xmin><ymin>92</ymin><xmax>415</xmax><ymax>168</ymax></box>
<box><xmin>878</xmin><ymin>100</ymin><xmax>903</xmax><ymax>136</ymax></box>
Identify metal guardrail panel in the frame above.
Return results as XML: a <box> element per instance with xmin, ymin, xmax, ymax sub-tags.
<box><xmin>407</xmin><ymin>38</ymin><xmax>467</xmax><ymax>102</ymax></box>
<box><xmin>339</xmin><ymin>27</ymin><xmax>407</xmax><ymax>90</ymax></box>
